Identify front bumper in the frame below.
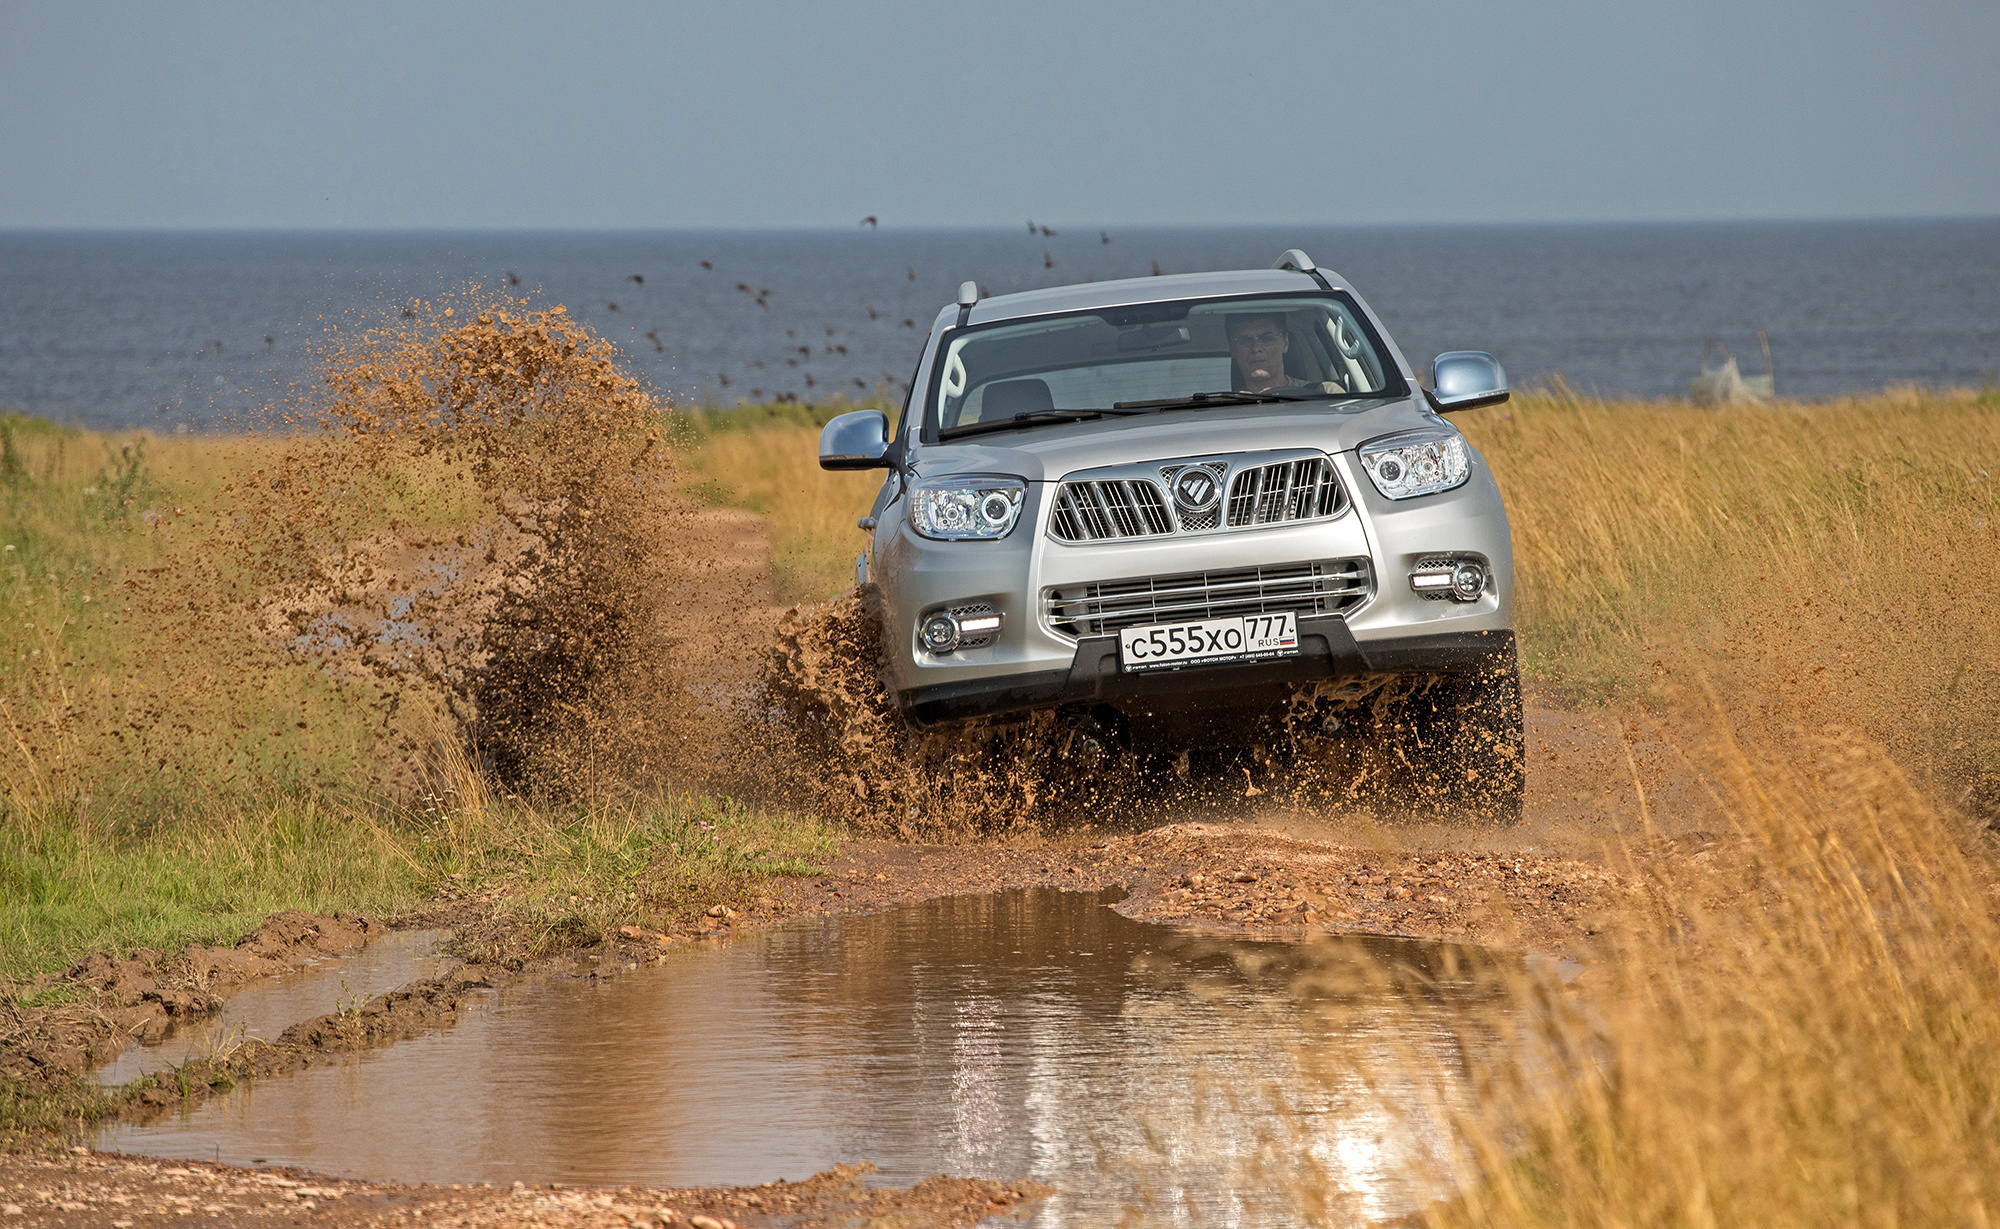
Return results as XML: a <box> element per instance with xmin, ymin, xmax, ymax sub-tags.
<box><xmin>876</xmin><ymin>442</ymin><xmax>1516</xmax><ymax>736</ymax></box>
<box><xmin>900</xmin><ymin>620</ymin><xmax>1515</xmax><ymax>728</ymax></box>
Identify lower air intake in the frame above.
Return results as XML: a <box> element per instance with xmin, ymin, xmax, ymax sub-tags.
<box><xmin>1045</xmin><ymin>558</ymin><xmax>1372</xmax><ymax>639</ymax></box>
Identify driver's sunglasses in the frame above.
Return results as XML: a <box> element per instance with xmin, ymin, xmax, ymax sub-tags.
<box><xmin>1230</xmin><ymin>331</ymin><xmax>1285</xmax><ymax>347</ymax></box>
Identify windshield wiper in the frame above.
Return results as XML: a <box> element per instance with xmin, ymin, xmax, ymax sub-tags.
<box><xmin>938</xmin><ymin>409</ymin><xmax>1108</xmax><ymax>441</ymax></box>
<box><xmin>1113</xmin><ymin>390</ymin><xmax>1277</xmax><ymax>411</ymax></box>
<box><xmin>1114</xmin><ymin>387</ymin><xmax>1390</xmax><ymax>413</ymax></box>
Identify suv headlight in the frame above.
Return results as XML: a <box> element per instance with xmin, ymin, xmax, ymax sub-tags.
<box><xmin>909</xmin><ymin>476</ymin><xmax>1027</xmax><ymax>540</ymax></box>
<box><xmin>1357</xmin><ymin>429</ymin><xmax>1471</xmax><ymax>500</ymax></box>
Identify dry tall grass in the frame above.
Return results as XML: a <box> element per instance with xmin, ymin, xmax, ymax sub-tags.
<box><xmin>1397</xmin><ymin>716</ymin><xmax>2000</xmax><ymax>1227</ymax></box>
<box><xmin>1468</xmin><ymin>385</ymin><xmax>1999</xmax><ymax>815</ymax></box>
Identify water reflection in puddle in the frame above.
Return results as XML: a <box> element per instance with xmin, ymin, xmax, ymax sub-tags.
<box><xmin>98</xmin><ymin>891</ymin><xmax>1510</xmax><ymax>1225</ymax></box>
<box><xmin>94</xmin><ymin>929</ymin><xmax>453</xmax><ymax>1087</ymax></box>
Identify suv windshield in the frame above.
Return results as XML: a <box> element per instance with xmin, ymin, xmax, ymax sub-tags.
<box><xmin>926</xmin><ymin>293</ymin><xmax>1403</xmax><ymax>441</ymax></box>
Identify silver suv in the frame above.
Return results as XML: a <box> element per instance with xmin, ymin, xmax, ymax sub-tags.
<box><xmin>819</xmin><ymin>250</ymin><xmax>1523</xmax><ymax>818</ymax></box>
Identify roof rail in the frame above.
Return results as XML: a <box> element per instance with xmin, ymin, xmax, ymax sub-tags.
<box><xmin>1272</xmin><ymin>248</ymin><xmax>1332</xmax><ymax>290</ymax></box>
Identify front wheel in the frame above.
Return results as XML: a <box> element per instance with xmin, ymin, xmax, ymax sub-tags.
<box><xmin>1402</xmin><ymin>649</ymin><xmax>1525</xmax><ymax>825</ymax></box>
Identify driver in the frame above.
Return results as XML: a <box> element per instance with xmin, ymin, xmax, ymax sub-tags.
<box><xmin>1226</xmin><ymin>313</ymin><xmax>1305</xmax><ymax>393</ymax></box>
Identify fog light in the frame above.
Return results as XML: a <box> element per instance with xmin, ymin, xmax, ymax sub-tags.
<box><xmin>1409</xmin><ymin>556</ymin><xmax>1489</xmax><ymax>603</ymax></box>
<box><xmin>920</xmin><ymin>613</ymin><xmax>960</xmax><ymax>653</ymax></box>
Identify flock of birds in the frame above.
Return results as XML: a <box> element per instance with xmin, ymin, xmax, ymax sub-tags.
<box><xmin>182</xmin><ymin>221</ymin><xmax>1169</xmax><ymax>410</ymax></box>
<box><xmin>556</xmin><ymin>219</ymin><xmax>1159</xmax><ymax>406</ymax></box>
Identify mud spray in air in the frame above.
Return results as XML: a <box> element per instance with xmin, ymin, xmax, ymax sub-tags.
<box><xmin>96</xmin><ymin>296</ymin><xmax>710</xmax><ymax>804</ymax></box>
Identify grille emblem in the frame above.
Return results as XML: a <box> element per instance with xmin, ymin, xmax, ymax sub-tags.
<box><xmin>1172</xmin><ymin>467</ymin><xmax>1221</xmax><ymax>513</ymax></box>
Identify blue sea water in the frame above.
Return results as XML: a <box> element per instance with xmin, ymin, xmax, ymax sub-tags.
<box><xmin>1</xmin><ymin>219</ymin><xmax>1995</xmax><ymax>431</ymax></box>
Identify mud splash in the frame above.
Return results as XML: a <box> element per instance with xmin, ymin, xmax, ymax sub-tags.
<box><xmin>101</xmin><ymin>295</ymin><xmax>717</xmax><ymax>801</ymax></box>
<box><xmin>756</xmin><ymin>593</ymin><xmax>1523</xmax><ymax>837</ymax></box>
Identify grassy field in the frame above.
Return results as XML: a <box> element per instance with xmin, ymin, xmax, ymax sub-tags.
<box><xmin>6</xmin><ymin>366</ymin><xmax>1997</xmax><ymax>1217</ymax></box>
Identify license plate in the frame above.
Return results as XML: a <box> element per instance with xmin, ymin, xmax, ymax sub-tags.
<box><xmin>1118</xmin><ymin>612</ymin><xmax>1299</xmax><ymax>673</ymax></box>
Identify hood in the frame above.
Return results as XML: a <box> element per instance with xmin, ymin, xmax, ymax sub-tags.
<box><xmin>909</xmin><ymin>396</ymin><xmax>1450</xmax><ymax>483</ymax></box>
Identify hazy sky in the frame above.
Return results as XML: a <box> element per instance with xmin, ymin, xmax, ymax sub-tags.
<box><xmin>3</xmin><ymin>0</ymin><xmax>1996</xmax><ymax>229</ymax></box>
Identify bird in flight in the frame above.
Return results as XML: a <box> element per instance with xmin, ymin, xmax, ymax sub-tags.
<box><xmin>644</xmin><ymin>328</ymin><xmax>664</xmax><ymax>352</ymax></box>
<box><xmin>1151</xmin><ymin>260</ymin><xmax>1164</xmax><ymax>276</ymax></box>
<box><xmin>605</xmin><ymin>302</ymin><xmax>620</xmax><ymax>312</ymax></box>
<box><xmin>505</xmin><ymin>271</ymin><xmax>521</xmax><ymax>286</ymax></box>
<box><xmin>627</xmin><ymin>274</ymin><xmax>644</xmax><ymax>286</ymax></box>
<box><xmin>1040</xmin><ymin>224</ymin><xmax>1057</xmax><ymax>237</ymax></box>
<box><xmin>860</xmin><ymin>216</ymin><xmax>878</xmax><ymax>228</ymax></box>
<box><xmin>1100</xmin><ymin>230</ymin><xmax>1112</xmax><ymax>245</ymax></box>
<box><xmin>1026</xmin><ymin>219</ymin><xmax>1036</xmax><ymax>234</ymax></box>
<box><xmin>1044</xmin><ymin>251</ymin><xmax>1055</xmax><ymax>269</ymax></box>
<box><xmin>907</xmin><ymin>266</ymin><xmax>917</xmax><ymax>281</ymax></box>
<box><xmin>700</xmin><ymin>260</ymin><xmax>713</xmax><ymax>271</ymax></box>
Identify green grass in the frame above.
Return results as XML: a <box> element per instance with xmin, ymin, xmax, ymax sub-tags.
<box><xmin>0</xmin><ymin>799</ymin><xmax>419</xmax><ymax>982</ymax></box>
<box><xmin>418</xmin><ymin>790</ymin><xmax>834</xmax><ymax>967</ymax></box>
<box><xmin>0</xmin><ymin>790</ymin><xmax>833</xmax><ymax>983</ymax></box>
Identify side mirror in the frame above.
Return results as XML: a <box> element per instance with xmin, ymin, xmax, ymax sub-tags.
<box><xmin>819</xmin><ymin>409</ymin><xmax>894</xmax><ymax>470</ymax></box>
<box><xmin>1428</xmin><ymin>351</ymin><xmax>1510</xmax><ymax>412</ymax></box>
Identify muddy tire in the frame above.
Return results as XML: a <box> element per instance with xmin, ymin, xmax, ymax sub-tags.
<box><xmin>1403</xmin><ymin>649</ymin><xmax>1525</xmax><ymax>825</ymax></box>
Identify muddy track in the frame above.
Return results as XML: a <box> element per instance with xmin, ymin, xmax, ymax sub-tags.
<box><xmin>4</xmin><ymin>912</ymin><xmax>390</xmax><ymax>1094</ymax></box>
<box><xmin>7</xmin><ymin>816</ymin><xmax>1629</xmax><ymax>1114</ymax></box>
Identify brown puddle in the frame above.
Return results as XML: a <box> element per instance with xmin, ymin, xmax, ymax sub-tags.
<box><xmin>93</xmin><ymin>930</ymin><xmax>454</xmax><ymax>1087</ymax></box>
<box><xmin>94</xmin><ymin>892</ymin><xmax>1515</xmax><ymax>1225</ymax></box>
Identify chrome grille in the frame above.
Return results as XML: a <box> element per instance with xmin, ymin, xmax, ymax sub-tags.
<box><xmin>1225</xmin><ymin>457</ymin><xmax>1347</xmax><ymax>527</ymax></box>
<box><xmin>1049</xmin><ymin>480</ymin><xmax>1173</xmax><ymax>542</ymax></box>
<box><xmin>1045</xmin><ymin>559</ymin><xmax>1372</xmax><ymax>639</ymax></box>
